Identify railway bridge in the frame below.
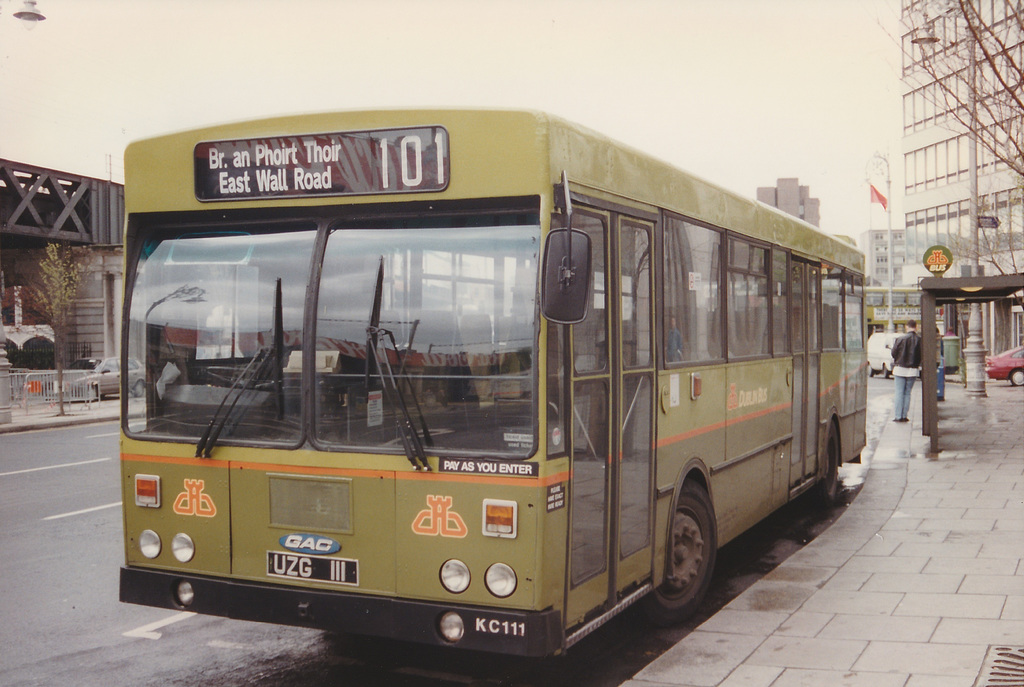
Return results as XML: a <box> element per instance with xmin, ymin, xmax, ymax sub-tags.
<box><xmin>0</xmin><ymin>158</ymin><xmax>125</xmax><ymax>422</ymax></box>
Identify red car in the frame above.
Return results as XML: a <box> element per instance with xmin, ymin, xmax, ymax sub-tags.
<box><xmin>985</xmin><ymin>346</ymin><xmax>1024</xmax><ymax>386</ymax></box>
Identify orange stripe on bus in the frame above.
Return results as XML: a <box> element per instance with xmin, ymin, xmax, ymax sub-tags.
<box><xmin>397</xmin><ymin>470</ymin><xmax>569</xmax><ymax>488</ymax></box>
<box><xmin>657</xmin><ymin>358</ymin><xmax>865</xmax><ymax>449</ymax></box>
<box><xmin>121</xmin><ymin>453</ymin><xmax>219</xmax><ymax>469</ymax></box>
<box><xmin>824</xmin><ymin>361</ymin><xmax>870</xmax><ymax>395</ymax></box>
<box><xmin>232</xmin><ymin>462</ymin><xmax>393</xmax><ymax>479</ymax></box>
<box><xmin>121</xmin><ymin>453</ymin><xmax>566</xmax><ymax>487</ymax></box>
<box><xmin>655</xmin><ymin>402</ymin><xmax>791</xmax><ymax>449</ymax></box>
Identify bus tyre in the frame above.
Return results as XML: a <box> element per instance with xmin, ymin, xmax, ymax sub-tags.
<box><xmin>642</xmin><ymin>482</ymin><xmax>717</xmax><ymax>627</ymax></box>
<box><xmin>815</xmin><ymin>424</ymin><xmax>841</xmax><ymax>507</ymax></box>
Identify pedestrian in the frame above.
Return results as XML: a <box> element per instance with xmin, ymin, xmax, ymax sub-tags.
<box><xmin>667</xmin><ymin>315</ymin><xmax>683</xmax><ymax>362</ymax></box>
<box><xmin>890</xmin><ymin>319</ymin><xmax>922</xmax><ymax>423</ymax></box>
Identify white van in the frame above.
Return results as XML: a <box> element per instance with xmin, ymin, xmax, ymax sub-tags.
<box><xmin>867</xmin><ymin>331</ymin><xmax>899</xmax><ymax>377</ymax></box>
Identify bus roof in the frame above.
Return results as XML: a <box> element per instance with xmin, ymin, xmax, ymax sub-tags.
<box><xmin>124</xmin><ymin>108</ymin><xmax>863</xmax><ymax>272</ymax></box>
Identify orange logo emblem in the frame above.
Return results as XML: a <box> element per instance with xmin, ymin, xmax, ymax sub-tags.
<box><xmin>926</xmin><ymin>249</ymin><xmax>950</xmax><ymax>267</ymax></box>
<box><xmin>172</xmin><ymin>479</ymin><xmax>217</xmax><ymax>517</ymax></box>
<box><xmin>412</xmin><ymin>495</ymin><xmax>468</xmax><ymax>538</ymax></box>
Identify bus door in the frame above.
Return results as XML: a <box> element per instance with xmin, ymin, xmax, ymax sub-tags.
<box><xmin>565</xmin><ymin>208</ymin><xmax>655</xmax><ymax>627</ymax></box>
<box><xmin>789</xmin><ymin>260</ymin><xmax>821</xmax><ymax>491</ymax></box>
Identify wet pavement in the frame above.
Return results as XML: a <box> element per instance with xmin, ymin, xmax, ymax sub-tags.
<box><xmin>623</xmin><ymin>380</ymin><xmax>1024</xmax><ymax>687</ymax></box>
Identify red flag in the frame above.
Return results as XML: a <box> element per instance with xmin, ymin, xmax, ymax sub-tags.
<box><xmin>870</xmin><ymin>184</ymin><xmax>888</xmax><ymax>211</ymax></box>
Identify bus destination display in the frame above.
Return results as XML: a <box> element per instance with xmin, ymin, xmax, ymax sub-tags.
<box><xmin>194</xmin><ymin>126</ymin><xmax>449</xmax><ymax>201</ymax></box>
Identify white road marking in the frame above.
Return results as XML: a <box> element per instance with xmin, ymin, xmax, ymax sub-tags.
<box><xmin>123</xmin><ymin>611</ymin><xmax>196</xmax><ymax>640</ymax></box>
<box><xmin>43</xmin><ymin>501</ymin><xmax>121</xmax><ymax>521</ymax></box>
<box><xmin>86</xmin><ymin>431</ymin><xmax>120</xmax><ymax>439</ymax></box>
<box><xmin>0</xmin><ymin>457</ymin><xmax>110</xmax><ymax>478</ymax></box>
<box><xmin>207</xmin><ymin>639</ymin><xmax>251</xmax><ymax>650</ymax></box>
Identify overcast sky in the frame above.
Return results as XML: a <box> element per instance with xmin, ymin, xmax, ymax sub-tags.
<box><xmin>0</xmin><ymin>0</ymin><xmax>905</xmax><ymax>241</ymax></box>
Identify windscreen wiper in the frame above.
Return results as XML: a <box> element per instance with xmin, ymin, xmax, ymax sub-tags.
<box><xmin>195</xmin><ymin>279</ymin><xmax>283</xmax><ymax>458</ymax></box>
<box><xmin>395</xmin><ymin>318</ymin><xmax>433</xmax><ymax>448</ymax></box>
<box><xmin>194</xmin><ymin>348</ymin><xmax>270</xmax><ymax>458</ymax></box>
<box><xmin>366</xmin><ymin>257</ymin><xmax>431</xmax><ymax>471</ymax></box>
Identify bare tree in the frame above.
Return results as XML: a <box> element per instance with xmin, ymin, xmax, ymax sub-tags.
<box><xmin>31</xmin><ymin>242</ymin><xmax>83</xmax><ymax>416</ymax></box>
<box><xmin>904</xmin><ymin>0</ymin><xmax>1023</xmax><ymax>174</ymax></box>
<box><xmin>902</xmin><ymin>0</ymin><xmax>1023</xmax><ymax>273</ymax></box>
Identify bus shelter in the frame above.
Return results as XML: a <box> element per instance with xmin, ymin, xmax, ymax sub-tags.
<box><xmin>919</xmin><ymin>273</ymin><xmax>1024</xmax><ymax>453</ymax></box>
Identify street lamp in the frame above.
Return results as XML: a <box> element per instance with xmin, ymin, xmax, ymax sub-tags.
<box><xmin>0</xmin><ymin>269</ymin><xmax>8</xmax><ymax>424</ymax></box>
<box><xmin>2</xmin><ymin>0</ymin><xmax>45</xmax><ymax>27</ymax></box>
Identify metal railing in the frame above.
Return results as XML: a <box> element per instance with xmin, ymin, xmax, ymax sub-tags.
<box><xmin>12</xmin><ymin>370</ymin><xmax>99</xmax><ymax>412</ymax></box>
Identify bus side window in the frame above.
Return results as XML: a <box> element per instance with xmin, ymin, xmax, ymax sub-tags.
<box><xmin>727</xmin><ymin>239</ymin><xmax>769</xmax><ymax>358</ymax></box>
<box><xmin>663</xmin><ymin>216</ymin><xmax>723</xmax><ymax>364</ymax></box>
<box><xmin>572</xmin><ymin>213</ymin><xmax>608</xmax><ymax>374</ymax></box>
<box><xmin>845</xmin><ymin>273</ymin><xmax>864</xmax><ymax>350</ymax></box>
<box><xmin>772</xmin><ymin>249</ymin><xmax>790</xmax><ymax>355</ymax></box>
<box><xmin>822</xmin><ymin>265</ymin><xmax>843</xmax><ymax>351</ymax></box>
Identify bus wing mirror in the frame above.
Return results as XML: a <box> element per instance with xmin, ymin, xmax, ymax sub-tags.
<box><xmin>541</xmin><ymin>228</ymin><xmax>591</xmax><ymax>324</ymax></box>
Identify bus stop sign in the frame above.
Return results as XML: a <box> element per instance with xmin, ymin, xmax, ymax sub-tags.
<box><xmin>924</xmin><ymin>245</ymin><xmax>954</xmax><ymax>276</ymax></box>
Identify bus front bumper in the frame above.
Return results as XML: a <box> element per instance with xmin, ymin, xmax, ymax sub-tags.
<box><xmin>120</xmin><ymin>566</ymin><xmax>564</xmax><ymax>656</ymax></box>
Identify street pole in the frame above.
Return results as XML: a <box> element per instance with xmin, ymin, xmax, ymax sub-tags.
<box><xmin>884</xmin><ymin>157</ymin><xmax>895</xmax><ymax>334</ymax></box>
<box><xmin>0</xmin><ymin>327</ymin><xmax>9</xmax><ymax>424</ymax></box>
<box><xmin>0</xmin><ymin>240</ymin><xmax>10</xmax><ymax>424</ymax></box>
<box><xmin>963</xmin><ymin>37</ymin><xmax>988</xmax><ymax>397</ymax></box>
<box><xmin>869</xmin><ymin>152</ymin><xmax>896</xmax><ymax>333</ymax></box>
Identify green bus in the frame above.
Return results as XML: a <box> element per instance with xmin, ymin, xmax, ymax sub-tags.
<box><xmin>865</xmin><ymin>286</ymin><xmax>924</xmax><ymax>334</ymax></box>
<box><xmin>119</xmin><ymin>109</ymin><xmax>866</xmax><ymax>656</ymax></box>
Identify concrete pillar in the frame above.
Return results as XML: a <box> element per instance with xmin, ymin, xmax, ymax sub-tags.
<box><xmin>0</xmin><ymin>327</ymin><xmax>11</xmax><ymax>424</ymax></box>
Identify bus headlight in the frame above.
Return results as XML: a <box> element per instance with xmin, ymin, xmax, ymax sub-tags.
<box><xmin>139</xmin><ymin>529</ymin><xmax>161</xmax><ymax>559</ymax></box>
<box><xmin>171</xmin><ymin>533</ymin><xmax>195</xmax><ymax>562</ymax></box>
<box><xmin>438</xmin><ymin>612</ymin><xmax>465</xmax><ymax>643</ymax></box>
<box><xmin>485</xmin><ymin>563</ymin><xmax>517</xmax><ymax>598</ymax></box>
<box><xmin>175</xmin><ymin>580</ymin><xmax>195</xmax><ymax>607</ymax></box>
<box><xmin>439</xmin><ymin>559</ymin><xmax>471</xmax><ymax>594</ymax></box>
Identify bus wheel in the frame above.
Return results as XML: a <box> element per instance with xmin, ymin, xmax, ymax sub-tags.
<box><xmin>815</xmin><ymin>424</ymin><xmax>841</xmax><ymax>507</ymax></box>
<box><xmin>642</xmin><ymin>482</ymin><xmax>717</xmax><ymax>627</ymax></box>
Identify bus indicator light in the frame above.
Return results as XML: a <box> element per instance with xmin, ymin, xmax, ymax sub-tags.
<box><xmin>483</xmin><ymin>499</ymin><xmax>517</xmax><ymax>538</ymax></box>
<box><xmin>135</xmin><ymin>474</ymin><xmax>161</xmax><ymax>508</ymax></box>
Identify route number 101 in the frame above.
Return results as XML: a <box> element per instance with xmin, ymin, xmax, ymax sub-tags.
<box><xmin>380</xmin><ymin>131</ymin><xmax>447</xmax><ymax>189</ymax></box>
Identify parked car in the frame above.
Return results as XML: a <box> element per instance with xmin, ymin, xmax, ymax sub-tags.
<box><xmin>74</xmin><ymin>357</ymin><xmax>145</xmax><ymax>398</ymax></box>
<box><xmin>985</xmin><ymin>346</ymin><xmax>1024</xmax><ymax>386</ymax></box>
<box><xmin>867</xmin><ymin>331</ymin><xmax>899</xmax><ymax>378</ymax></box>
